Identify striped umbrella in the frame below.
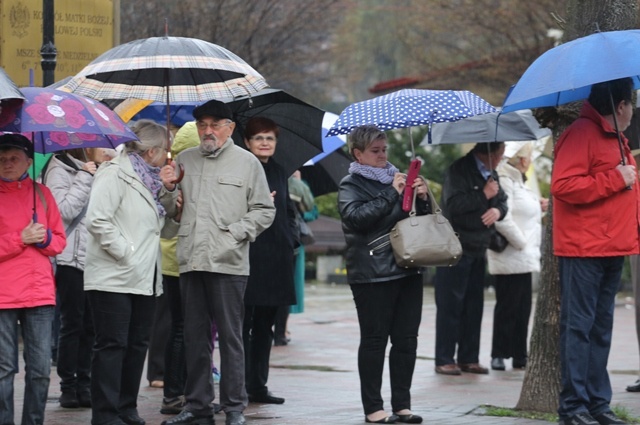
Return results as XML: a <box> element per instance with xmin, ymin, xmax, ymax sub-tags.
<box><xmin>64</xmin><ymin>36</ymin><xmax>268</xmax><ymax>104</ymax></box>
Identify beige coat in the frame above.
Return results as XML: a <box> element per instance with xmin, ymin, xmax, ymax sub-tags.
<box><xmin>175</xmin><ymin>138</ymin><xmax>275</xmax><ymax>276</ymax></box>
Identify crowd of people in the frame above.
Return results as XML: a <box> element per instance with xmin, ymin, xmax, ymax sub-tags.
<box><xmin>1</xmin><ymin>77</ymin><xmax>639</xmax><ymax>425</ymax></box>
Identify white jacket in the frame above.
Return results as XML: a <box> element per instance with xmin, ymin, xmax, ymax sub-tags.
<box><xmin>487</xmin><ymin>162</ymin><xmax>542</xmax><ymax>275</ymax></box>
<box><xmin>43</xmin><ymin>154</ymin><xmax>93</xmax><ymax>270</ymax></box>
<box><xmin>84</xmin><ymin>152</ymin><xmax>178</xmax><ymax>295</ymax></box>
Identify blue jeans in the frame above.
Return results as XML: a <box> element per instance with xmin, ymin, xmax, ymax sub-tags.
<box><xmin>558</xmin><ymin>256</ymin><xmax>622</xmax><ymax>420</ymax></box>
<box><xmin>0</xmin><ymin>306</ymin><xmax>55</xmax><ymax>425</ymax></box>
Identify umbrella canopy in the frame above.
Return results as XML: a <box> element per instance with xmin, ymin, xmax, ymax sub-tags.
<box><xmin>422</xmin><ymin>109</ymin><xmax>551</xmax><ymax>145</ymax></box>
<box><xmin>327</xmin><ymin>88</ymin><xmax>496</xmax><ymax>136</ymax></box>
<box><xmin>227</xmin><ymin>88</ymin><xmax>326</xmax><ymax>176</ymax></box>
<box><xmin>300</xmin><ymin>148</ymin><xmax>351</xmax><ymax>197</ymax></box>
<box><xmin>502</xmin><ymin>30</ymin><xmax>640</xmax><ymax>113</ymax></box>
<box><xmin>0</xmin><ymin>87</ymin><xmax>137</xmax><ymax>153</ymax></box>
<box><xmin>0</xmin><ymin>68</ymin><xmax>25</xmax><ymax>102</ymax></box>
<box><xmin>64</xmin><ymin>36</ymin><xmax>268</xmax><ymax>103</ymax></box>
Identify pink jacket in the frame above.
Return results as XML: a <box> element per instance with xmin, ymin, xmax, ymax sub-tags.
<box><xmin>0</xmin><ymin>178</ymin><xmax>66</xmax><ymax>308</ymax></box>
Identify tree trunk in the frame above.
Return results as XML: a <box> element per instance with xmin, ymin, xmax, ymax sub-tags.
<box><xmin>516</xmin><ymin>0</ymin><xmax>638</xmax><ymax>413</ymax></box>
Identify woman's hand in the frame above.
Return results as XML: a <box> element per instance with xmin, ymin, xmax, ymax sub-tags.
<box><xmin>392</xmin><ymin>172</ymin><xmax>406</xmax><ymax>194</ymax></box>
<box><xmin>82</xmin><ymin>161</ymin><xmax>97</xmax><ymax>175</ymax></box>
<box><xmin>21</xmin><ymin>220</ymin><xmax>46</xmax><ymax>245</ymax></box>
<box><xmin>160</xmin><ymin>163</ymin><xmax>177</xmax><ymax>191</ymax></box>
<box><xmin>412</xmin><ymin>177</ymin><xmax>428</xmax><ymax>201</ymax></box>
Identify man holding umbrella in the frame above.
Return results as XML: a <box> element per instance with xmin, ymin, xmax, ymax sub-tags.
<box><xmin>552</xmin><ymin>78</ymin><xmax>638</xmax><ymax>425</ymax></box>
<box><xmin>164</xmin><ymin>100</ymin><xmax>275</xmax><ymax>425</ymax></box>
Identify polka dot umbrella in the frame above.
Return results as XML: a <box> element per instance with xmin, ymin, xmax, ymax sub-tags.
<box><xmin>326</xmin><ymin>89</ymin><xmax>496</xmax><ymax>137</ymax></box>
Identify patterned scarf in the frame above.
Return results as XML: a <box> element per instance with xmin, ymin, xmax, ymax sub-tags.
<box><xmin>349</xmin><ymin>161</ymin><xmax>399</xmax><ymax>184</ymax></box>
<box><xmin>128</xmin><ymin>152</ymin><xmax>166</xmax><ymax>217</ymax></box>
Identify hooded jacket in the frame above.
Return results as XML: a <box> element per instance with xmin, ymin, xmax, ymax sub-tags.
<box><xmin>43</xmin><ymin>154</ymin><xmax>93</xmax><ymax>270</ymax></box>
<box><xmin>552</xmin><ymin>101</ymin><xmax>640</xmax><ymax>257</ymax></box>
<box><xmin>487</xmin><ymin>162</ymin><xmax>541</xmax><ymax>275</ymax></box>
<box><xmin>84</xmin><ymin>152</ymin><xmax>179</xmax><ymax>295</ymax></box>
<box><xmin>0</xmin><ymin>177</ymin><xmax>66</xmax><ymax>308</ymax></box>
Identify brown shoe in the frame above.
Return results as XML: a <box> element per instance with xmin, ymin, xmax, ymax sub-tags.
<box><xmin>458</xmin><ymin>363</ymin><xmax>489</xmax><ymax>374</ymax></box>
<box><xmin>434</xmin><ymin>364</ymin><xmax>462</xmax><ymax>375</ymax></box>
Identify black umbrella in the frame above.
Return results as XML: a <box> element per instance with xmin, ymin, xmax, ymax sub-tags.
<box><xmin>227</xmin><ymin>88</ymin><xmax>326</xmax><ymax>176</ymax></box>
<box><xmin>300</xmin><ymin>148</ymin><xmax>352</xmax><ymax>196</ymax></box>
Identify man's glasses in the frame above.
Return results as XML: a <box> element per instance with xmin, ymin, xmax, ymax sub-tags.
<box><xmin>196</xmin><ymin>121</ymin><xmax>232</xmax><ymax>131</ymax></box>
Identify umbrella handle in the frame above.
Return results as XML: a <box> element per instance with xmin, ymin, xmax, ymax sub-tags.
<box><xmin>173</xmin><ymin>163</ymin><xmax>185</xmax><ymax>184</ymax></box>
<box><xmin>32</xmin><ymin>213</ymin><xmax>53</xmax><ymax>249</ymax></box>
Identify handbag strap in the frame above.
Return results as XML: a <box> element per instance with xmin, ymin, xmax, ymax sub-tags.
<box><xmin>410</xmin><ymin>179</ymin><xmax>441</xmax><ymax>216</ymax></box>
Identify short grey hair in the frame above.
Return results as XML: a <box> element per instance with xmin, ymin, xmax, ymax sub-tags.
<box><xmin>348</xmin><ymin>125</ymin><xmax>387</xmax><ymax>158</ymax></box>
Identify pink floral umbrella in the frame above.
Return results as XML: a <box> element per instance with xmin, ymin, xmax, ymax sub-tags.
<box><xmin>0</xmin><ymin>87</ymin><xmax>137</xmax><ymax>153</ymax></box>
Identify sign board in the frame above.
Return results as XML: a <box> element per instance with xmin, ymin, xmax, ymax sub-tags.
<box><xmin>1</xmin><ymin>0</ymin><xmax>118</xmax><ymax>87</ymax></box>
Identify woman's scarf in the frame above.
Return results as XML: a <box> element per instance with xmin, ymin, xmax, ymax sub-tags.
<box><xmin>128</xmin><ymin>152</ymin><xmax>166</xmax><ymax>217</ymax></box>
<box><xmin>349</xmin><ymin>161</ymin><xmax>399</xmax><ymax>184</ymax></box>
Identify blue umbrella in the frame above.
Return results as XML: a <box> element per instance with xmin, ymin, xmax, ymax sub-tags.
<box><xmin>326</xmin><ymin>88</ymin><xmax>496</xmax><ymax>136</ymax></box>
<box><xmin>502</xmin><ymin>30</ymin><xmax>640</xmax><ymax>113</ymax></box>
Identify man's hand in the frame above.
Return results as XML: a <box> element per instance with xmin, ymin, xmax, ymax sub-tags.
<box><xmin>160</xmin><ymin>163</ymin><xmax>178</xmax><ymax>190</ymax></box>
<box><xmin>21</xmin><ymin>220</ymin><xmax>46</xmax><ymax>245</ymax></box>
<box><xmin>616</xmin><ymin>164</ymin><xmax>637</xmax><ymax>186</ymax></box>
<box><xmin>483</xmin><ymin>177</ymin><xmax>499</xmax><ymax>199</ymax></box>
<box><xmin>540</xmin><ymin>197</ymin><xmax>549</xmax><ymax>212</ymax></box>
<box><xmin>481</xmin><ymin>207</ymin><xmax>500</xmax><ymax>227</ymax></box>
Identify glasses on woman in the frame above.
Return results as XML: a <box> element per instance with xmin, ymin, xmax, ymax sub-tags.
<box><xmin>250</xmin><ymin>135</ymin><xmax>276</xmax><ymax>142</ymax></box>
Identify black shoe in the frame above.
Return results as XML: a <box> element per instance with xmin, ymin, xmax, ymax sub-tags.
<box><xmin>161</xmin><ymin>410</ymin><xmax>215</xmax><ymax>425</ymax></box>
<box><xmin>273</xmin><ymin>338</ymin><xmax>288</xmax><ymax>346</ymax></box>
<box><xmin>119</xmin><ymin>412</ymin><xmax>145</xmax><ymax>425</ymax></box>
<box><xmin>213</xmin><ymin>403</ymin><xmax>223</xmax><ymax>414</ymax></box>
<box><xmin>59</xmin><ymin>391</ymin><xmax>79</xmax><ymax>408</ymax></box>
<box><xmin>593</xmin><ymin>411</ymin><xmax>627</xmax><ymax>425</ymax></box>
<box><xmin>247</xmin><ymin>391</ymin><xmax>285</xmax><ymax>404</ymax></box>
<box><xmin>513</xmin><ymin>358</ymin><xmax>527</xmax><ymax>369</ymax></box>
<box><xmin>161</xmin><ymin>396</ymin><xmax>185</xmax><ymax>414</ymax></box>
<box><xmin>225</xmin><ymin>411</ymin><xmax>246</xmax><ymax>425</ymax></box>
<box><xmin>365</xmin><ymin>414</ymin><xmax>399</xmax><ymax>423</ymax></box>
<box><xmin>77</xmin><ymin>390</ymin><xmax>91</xmax><ymax>408</ymax></box>
<box><xmin>560</xmin><ymin>412</ymin><xmax>599</xmax><ymax>425</ymax></box>
<box><xmin>491</xmin><ymin>357</ymin><xmax>505</xmax><ymax>371</ymax></box>
<box><xmin>396</xmin><ymin>413</ymin><xmax>423</xmax><ymax>423</ymax></box>
<box><xmin>626</xmin><ymin>378</ymin><xmax>640</xmax><ymax>392</ymax></box>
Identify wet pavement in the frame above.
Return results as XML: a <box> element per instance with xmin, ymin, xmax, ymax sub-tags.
<box><xmin>13</xmin><ymin>283</ymin><xmax>640</xmax><ymax>424</ymax></box>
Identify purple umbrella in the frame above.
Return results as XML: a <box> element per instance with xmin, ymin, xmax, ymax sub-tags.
<box><xmin>0</xmin><ymin>87</ymin><xmax>138</xmax><ymax>153</ymax></box>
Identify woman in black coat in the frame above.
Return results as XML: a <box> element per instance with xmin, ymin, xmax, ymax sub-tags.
<box><xmin>338</xmin><ymin>125</ymin><xmax>429</xmax><ymax>424</ymax></box>
<box><xmin>243</xmin><ymin>117</ymin><xmax>297</xmax><ymax>405</ymax></box>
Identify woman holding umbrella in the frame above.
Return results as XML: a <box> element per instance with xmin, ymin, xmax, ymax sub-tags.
<box><xmin>84</xmin><ymin>119</ymin><xmax>179</xmax><ymax>425</ymax></box>
<box><xmin>0</xmin><ymin>134</ymin><xmax>66</xmax><ymax>425</ymax></box>
<box><xmin>338</xmin><ymin>125</ymin><xmax>429</xmax><ymax>424</ymax></box>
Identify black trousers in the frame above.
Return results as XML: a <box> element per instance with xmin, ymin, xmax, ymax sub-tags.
<box><xmin>147</xmin><ymin>286</ymin><xmax>170</xmax><ymax>383</ymax></box>
<box><xmin>56</xmin><ymin>265</ymin><xmax>94</xmax><ymax>394</ymax></box>
<box><xmin>163</xmin><ymin>275</ymin><xmax>187</xmax><ymax>399</ymax></box>
<box><xmin>491</xmin><ymin>272</ymin><xmax>532</xmax><ymax>360</ymax></box>
<box><xmin>88</xmin><ymin>291</ymin><xmax>155</xmax><ymax>425</ymax></box>
<box><xmin>434</xmin><ymin>254</ymin><xmax>486</xmax><ymax>366</ymax></box>
<box><xmin>243</xmin><ymin>305</ymin><xmax>278</xmax><ymax>396</ymax></box>
<box><xmin>350</xmin><ymin>274</ymin><xmax>423</xmax><ymax>415</ymax></box>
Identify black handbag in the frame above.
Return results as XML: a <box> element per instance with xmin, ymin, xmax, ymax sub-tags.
<box><xmin>488</xmin><ymin>230</ymin><xmax>508</xmax><ymax>252</ymax></box>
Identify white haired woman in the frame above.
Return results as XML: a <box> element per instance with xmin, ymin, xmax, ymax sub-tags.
<box><xmin>84</xmin><ymin>119</ymin><xmax>179</xmax><ymax>425</ymax></box>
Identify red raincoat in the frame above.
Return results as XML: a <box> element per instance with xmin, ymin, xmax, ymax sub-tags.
<box><xmin>552</xmin><ymin>101</ymin><xmax>640</xmax><ymax>257</ymax></box>
<box><xmin>0</xmin><ymin>178</ymin><xmax>66</xmax><ymax>308</ymax></box>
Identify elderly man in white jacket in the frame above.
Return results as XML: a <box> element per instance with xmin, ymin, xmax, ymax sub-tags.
<box><xmin>487</xmin><ymin>142</ymin><xmax>546</xmax><ymax>372</ymax></box>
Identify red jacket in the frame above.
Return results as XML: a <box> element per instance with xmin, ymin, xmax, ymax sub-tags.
<box><xmin>552</xmin><ymin>101</ymin><xmax>640</xmax><ymax>257</ymax></box>
<box><xmin>0</xmin><ymin>177</ymin><xmax>66</xmax><ymax>308</ymax></box>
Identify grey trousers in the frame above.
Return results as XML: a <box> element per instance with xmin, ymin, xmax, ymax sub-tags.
<box><xmin>181</xmin><ymin>271</ymin><xmax>248</xmax><ymax>415</ymax></box>
<box><xmin>630</xmin><ymin>255</ymin><xmax>640</xmax><ymax>375</ymax></box>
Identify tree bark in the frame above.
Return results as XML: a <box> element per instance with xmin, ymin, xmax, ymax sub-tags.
<box><xmin>516</xmin><ymin>0</ymin><xmax>638</xmax><ymax>413</ymax></box>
